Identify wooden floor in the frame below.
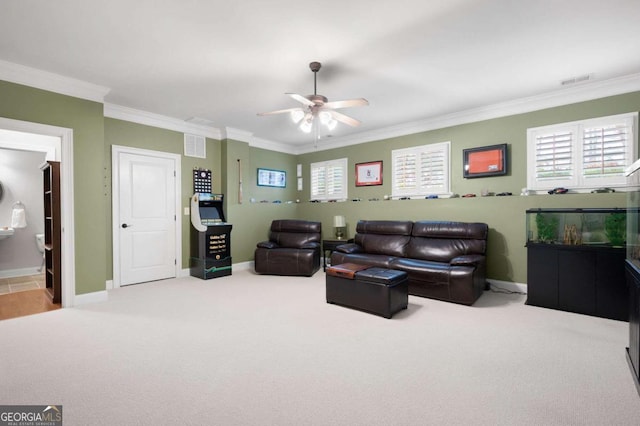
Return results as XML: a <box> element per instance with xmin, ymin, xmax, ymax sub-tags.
<box><xmin>0</xmin><ymin>289</ymin><xmax>61</xmax><ymax>320</ymax></box>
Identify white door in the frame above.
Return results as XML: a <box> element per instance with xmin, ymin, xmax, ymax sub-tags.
<box><xmin>118</xmin><ymin>152</ymin><xmax>176</xmax><ymax>285</ymax></box>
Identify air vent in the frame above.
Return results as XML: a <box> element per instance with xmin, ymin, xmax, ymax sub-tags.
<box><xmin>184</xmin><ymin>134</ymin><xmax>206</xmax><ymax>158</ymax></box>
<box><xmin>561</xmin><ymin>74</ymin><xmax>592</xmax><ymax>86</ymax></box>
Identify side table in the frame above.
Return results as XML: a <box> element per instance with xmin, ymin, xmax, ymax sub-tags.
<box><xmin>322</xmin><ymin>238</ymin><xmax>354</xmax><ymax>271</ymax></box>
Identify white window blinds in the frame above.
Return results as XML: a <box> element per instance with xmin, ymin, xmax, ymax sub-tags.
<box><xmin>527</xmin><ymin>113</ymin><xmax>637</xmax><ymax>191</ymax></box>
<box><xmin>533</xmin><ymin>130</ymin><xmax>574</xmax><ymax>182</ymax></box>
<box><xmin>582</xmin><ymin>122</ymin><xmax>629</xmax><ymax>179</ymax></box>
<box><xmin>310</xmin><ymin>158</ymin><xmax>348</xmax><ymax>200</ymax></box>
<box><xmin>392</xmin><ymin>142</ymin><xmax>450</xmax><ymax>197</ymax></box>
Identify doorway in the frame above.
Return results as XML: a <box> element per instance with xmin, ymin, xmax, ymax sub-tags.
<box><xmin>0</xmin><ymin>116</ymin><xmax>75</xmax><ymax>309</ymax></box>
<box><xmin>111</xmin><ymin>145</ymin><xmax>182</xmax><ymax>287</ymax></box>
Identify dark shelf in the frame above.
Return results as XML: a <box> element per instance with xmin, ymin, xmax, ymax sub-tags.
<box><xmin>40</xmin><ymin>161</ymin><xmax>61</xmax><ymax>304</ymax></box>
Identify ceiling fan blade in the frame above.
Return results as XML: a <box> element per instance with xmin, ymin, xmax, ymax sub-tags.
<box><xmin>257</xmin><ymin>107</ymin><xmax>303</xmax><ymax>116</ymax></box>
<box><xmin>286</xmin><ymin>93</ymin><xmax>315</xmax><ymax>107</ymax></box>
<box><xmin>329</xmin><ymin>110</ymin><xmax>362</xmax><ymax>127</ymax></box>
<box><xmin>323</xmin><ymin>98</ymin><xmax>369</xmax><ymax>110</ymax></box>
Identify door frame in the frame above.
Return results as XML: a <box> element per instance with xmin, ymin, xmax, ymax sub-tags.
<box><xmin>111</xmin><ymin>145</ymin><xmax>182</xmax><ymax>288</ymax></box>
<box><xmin>0</xmin><ymin>116</ymin><xmax>75</xmax><ymax>307</ymax></box>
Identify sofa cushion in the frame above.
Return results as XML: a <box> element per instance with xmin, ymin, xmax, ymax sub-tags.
<box><xmin>412</xmin><ymin>221</ymin><xmax>488</xmax><ymax>240</ymax></box>
<box><xmin>356</xmin><ymin>220</ymin><xmax>413</xmax><ymax>236</ymax></box>
<box><xmin>330</xmin><ymin>252</ymin><xmax>397</xmax><ymax>269</ymax></box>
<box><xmin>407</xmin><ymin>221</ymin><xmax>487</xmax><ymax>262</ymax></box>
<box><xmin>354</xmin><ymin>220</ymin><xmax>413</xmax><ymax>257</ymax></box>
<box><xmin>271</xmin><ymin>219</ymin><xmax>321</xmax><ymax>233</ymax></box>
<box><xmin>266</xmin><ymin>219</ymin><xmax>321</xmax><ymax>249</ymax></box>
<box><xmin>390</xmin><ymin>258</ymin><xmax>451</xmax><ymax>285</ymax></box>
<box><xmin>255</xmin><ymin>247</ymin><xmax>319</xmax><ymax>276</ymax></box>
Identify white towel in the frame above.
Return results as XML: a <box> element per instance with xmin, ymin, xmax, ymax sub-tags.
<box><xmin>11</xmin><ymin>207</ymin><xmax>27</xmax><ymax>228</ymax></box>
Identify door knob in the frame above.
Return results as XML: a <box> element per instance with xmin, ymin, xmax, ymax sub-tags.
<box><xmin>121</xmin><ymin>223</ymin><xmax>132</xmax><ymax>228</ymax></box>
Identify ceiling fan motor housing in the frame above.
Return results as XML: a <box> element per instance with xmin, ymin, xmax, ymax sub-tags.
<box><xmin>307</xmin><ymin>94</ymin><xmax>328</xmax><ymax>105</ymax></box>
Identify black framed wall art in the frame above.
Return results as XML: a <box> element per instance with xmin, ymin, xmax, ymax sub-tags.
<box><xmin>463</xmin><ymin>144</ymin><xmax>507</xmax><ymax>178</ymax></box>
<box><xmin>257</xmin><ymin>168</ymin><xmax>286</xmax><ymax>188</ymax></box>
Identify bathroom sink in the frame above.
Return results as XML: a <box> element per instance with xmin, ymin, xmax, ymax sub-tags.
<box><xmin>0</xmin><ymin>227</ymin><xmax>14</xmax><ymax>240</ymax></box>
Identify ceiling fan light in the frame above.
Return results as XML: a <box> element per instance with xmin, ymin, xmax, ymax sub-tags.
<box><xmin>300</xmin><ymin>120</ymin><xmax>313</xmax><ymax>133</ymax></box>
<box><xmin>327</xmin><ymin>118</ymin><xmax>337</xmax><ymax>131</ymax></box>
<box><xmin>319</xmin><ymin>111</ymin><xmax>332</xmax><ymax>125</ymax></box>
<box><xmin>291</xmin><ymin>110</ymin><xmax>304</xmax><ymax>123</ymax></box>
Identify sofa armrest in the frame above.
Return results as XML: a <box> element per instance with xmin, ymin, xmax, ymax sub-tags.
<box><xmin>451</xmin><ymin>254</ymin><xmax>485</xmax><ymax>267</ymax></box>
<box><xmin>257</xmin><ymin>241</ymin><xmax>279</xmax><ymax>249</ymax></box>
<box><xmin>335</xmin><ymin>243</ymin><xmax>363</xmax><ymax>254</ymax></box>
<box><xmin>300</xmin><ymin>242</ymin><xmax>320</xmax><ymax>250</ymax></box>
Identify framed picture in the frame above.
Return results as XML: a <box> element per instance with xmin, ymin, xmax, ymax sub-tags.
<box><xmin>355</xmin><ymin>161</ymin><xmax>383</xmax><ymax>186</ymax></box>
<box><xmin>257</xmin><ymin>168</ymin><xmax>286</xmax><ymax>188</ymax></box>
<box><xmin>463</xmin><ymin>144</ymin><xmax>507</xmax><ymax>178</ymax></box>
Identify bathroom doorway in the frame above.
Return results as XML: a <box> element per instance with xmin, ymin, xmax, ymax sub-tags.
<box><xmin>0</xmin><ymin>117</ymin><xmax>75</xmax><ymax>316</ymax></box>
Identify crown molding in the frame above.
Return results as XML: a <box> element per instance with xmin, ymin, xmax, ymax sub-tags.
<box><xmin>0</xmin><ymin>59</ymin><xmax>110</xmax><ymax>103</ymax></box>
<box><xmin>250</xmin><ymin>135</ymin><xmax>300</xmax><ymax>154</ymax></box>
<box><xmin>296</xmin><ymin>72</ymin><xmax>640</xmax><ymax>154</ymax></box>
<box><xmin>219</xmin><ymin>126</ymin><xmax>302</xmax><ymax>153</ymax></box>
<box><xmin>220</xmin><ymin>127</ymin><xmax>252</xmax><ymax>142</ymax></box>
<box><xmin>104</xmin><ymin>103</ymin><xmax>222</xmax><ymax>139</ymax></box>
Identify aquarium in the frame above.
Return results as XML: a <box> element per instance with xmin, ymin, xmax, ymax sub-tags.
<box><xmin>627</xmin><ymin>190</ymin><xmax>640</xmax><ymax>272</ymax></box>
<box><xmin>526</xmin><ymin>208</ymin><xmax>628</xmax><ymax>247</ymax></box>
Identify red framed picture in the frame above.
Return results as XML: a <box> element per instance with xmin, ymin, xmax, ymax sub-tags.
<box><xmin>463</xmin><ymin>144</ymin><xmax>507</xmax><ymax>178</ymax></box>
<box><xmin>355</xmin><ymin>161</ymin><xmax>383</xmax><ymax>186</ymax></box>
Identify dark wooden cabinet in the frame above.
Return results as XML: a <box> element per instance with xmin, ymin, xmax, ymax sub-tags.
<box><xmin>41</xmin><ymin>161</ymin><xmax>61</xmax><ymax>304</ymax></box>
<box><xmin>626</xmin><ymin>261</ymin><xmax>640</xmax><ymax>396</ymax></box>
<box><xmin>526</xmin><ymin>243</ymin><xmax>627</xmax><ymax>321</ymax></box>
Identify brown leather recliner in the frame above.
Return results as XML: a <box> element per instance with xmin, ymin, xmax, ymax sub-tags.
<box><xmin>254</xmin><ymin>220</ymin><xmax>322</xmax><ymax>276</ymax></box>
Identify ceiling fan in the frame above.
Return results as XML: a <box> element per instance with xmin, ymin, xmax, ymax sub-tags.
<box><xmin>258</xmin><ymin>61</ymin><xmax>368</xmax><ymax>133</ymax></box>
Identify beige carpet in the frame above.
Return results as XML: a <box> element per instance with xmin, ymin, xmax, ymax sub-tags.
<box><xmin>1</xmin><ymin>269</ymin><xmax>638</xmax><ymax>425</ymax></box>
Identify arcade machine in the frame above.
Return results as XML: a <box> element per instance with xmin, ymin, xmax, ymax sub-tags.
<box><xmin>190</xmin><ymin>168</ymin><xmax>233</xmax><ymax>279</ymax></box>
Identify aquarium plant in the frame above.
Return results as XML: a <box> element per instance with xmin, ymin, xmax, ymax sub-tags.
<box><xmin>605</xmin><ymin>212</ymin><xmax>626</xmax><ymax>246</ymax></box>
<box><xmin>535</xmin><ymin>213</ymin><xmax>559</xmax><ymax>243</ymax></box>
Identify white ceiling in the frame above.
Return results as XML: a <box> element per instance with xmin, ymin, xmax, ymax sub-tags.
<box><xmin>1</xmin><ymin>0</ymin><xmax>640</xmax><ymax>153</ymax></box>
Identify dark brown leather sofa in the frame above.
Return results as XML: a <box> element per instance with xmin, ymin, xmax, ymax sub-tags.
<box><xmin>330</xmin><ymin>220</ymin><xmax>488</xmax><ymax>305</ymax></box>
<box><xmin>254</xmin><ymin>220</ymin><xmax>321</xmax><ymax>276</ymax></box>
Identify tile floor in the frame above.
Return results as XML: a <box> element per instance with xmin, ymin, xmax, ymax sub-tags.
<box><xmin>0</xmin><ymin>273</ymin><xmax>46</xmax><ymax>295</ymax></box>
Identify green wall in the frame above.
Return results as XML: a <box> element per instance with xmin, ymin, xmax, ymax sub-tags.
<box><xmin>296</xmin><ymin>91</ymin><xmax>640</xmax><ymax>284</ymax></box>
<box><xmin>224</xmin><ymin>139</ymin><xmax>299</xmax><ymax>262</ymax></box>
<box><xmin>0</xmin><ymin>81</ymin><xmax>107</xmax><ymax>295</ymax></box>
<box><xmin>103</xmin><ymin>118</ymin><xmax>222</xmax><ymax>275</ymax></box>
<box><xmin>2</xmin><ymin>78</ymin><xmax>639</xmax><ymax>295</ymax></box>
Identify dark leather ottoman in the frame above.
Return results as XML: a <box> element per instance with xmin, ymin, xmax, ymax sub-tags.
<box><xmin>326</xmin><ymin>265</ymin><xmax>408</xmax><ymax>318</ymax></box>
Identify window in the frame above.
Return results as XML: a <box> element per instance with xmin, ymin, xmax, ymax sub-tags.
<box><xmin>310</xmin><ymin>158</ymin><xmax>348</xmax><ymax>201</ymax></box>
<box><xmin>527</xmin><ymin>113</ymin><xmax>637</xmax><ymax>191</ymax></box>
<box><xmin>392</xmin><ymin>141</ymin><xmax>450</xmax><ymax>198</ymax></box>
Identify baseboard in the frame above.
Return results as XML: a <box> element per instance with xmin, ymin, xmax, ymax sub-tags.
<box><xmin>233</xmin><ymin>261</ymin><xmax>254</xmax><ymax>271</ymax></box>
<box><xmin>486</xmin><ymin>279</ymin><xmax>527</xmax><ymax>294</ymax></box>
<box><xmin>0</xmin><ymin>267</ymin><xmax>42</xmax><ymax>278</ymax></box>
<box><xmin>74</xmin><ymin>290</ymin><xmax>108</xmax><ymax>306</ymax></box>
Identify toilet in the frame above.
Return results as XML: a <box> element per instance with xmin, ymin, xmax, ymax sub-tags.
<box><xmin>36</xmin><ymin>233</ymin><xmax>45</xmax><ymax>271</ymax></box>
